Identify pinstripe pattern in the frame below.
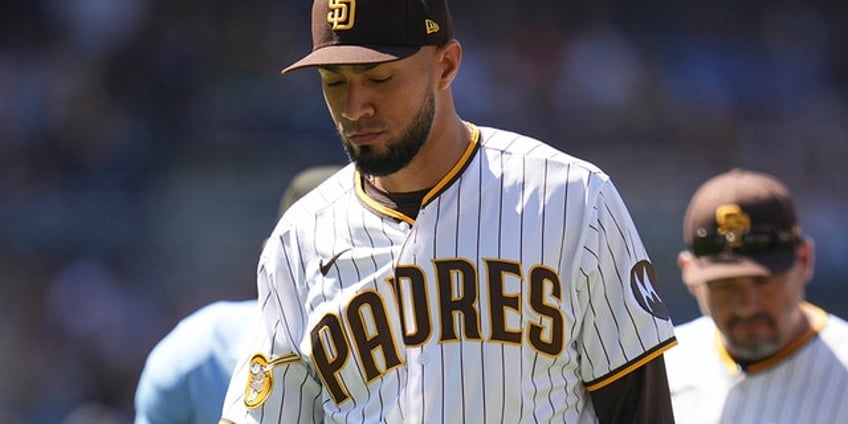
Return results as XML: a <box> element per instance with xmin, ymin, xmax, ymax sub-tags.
<box><xmin>666</xmin><ymin>304</ymin><xmax>848</xmax><ymax>423</ymax></box>
<box><xmin>222</xmin><ymin>125</ymin><xmax>676</xmax><ymax>423</ymax></box>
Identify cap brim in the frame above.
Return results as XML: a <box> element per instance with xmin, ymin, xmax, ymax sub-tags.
<box><xmin>281</xmin><ymin>45</ymin><xmax>421</xmax><ymax>74</ymax></box>
<box><xmin>682</xmin><ymin>250</ymin><xmax>796</xmax><ymax>286</ymax></box>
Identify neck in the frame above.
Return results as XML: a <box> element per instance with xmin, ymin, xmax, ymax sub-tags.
<box><xmin>370</xmin><ymin>115</ymin><xmax>469</xmax><ymax>193</ymax></box>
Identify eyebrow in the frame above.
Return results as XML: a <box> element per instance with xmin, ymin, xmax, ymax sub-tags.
<box><xmin>319</xmin><ymin>63</ymin><xmax>382</xmax><ymax>74</ymax></box>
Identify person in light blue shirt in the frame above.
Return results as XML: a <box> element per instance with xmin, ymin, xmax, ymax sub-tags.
<box><xmin>133</xmin><ymin>165</ymin><xmax>341</xmax><ymax>424</ymax></box>
<box><xmin>134</xmin><ymin>300</ymin><xmax>256</xmax><ymax>424</ymax></box>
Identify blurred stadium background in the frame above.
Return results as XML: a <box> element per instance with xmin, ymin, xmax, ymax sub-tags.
<box><xmin>1</xmin><ymin>1</ymin><xmax>846</xmax><ymax>422</ymax></box>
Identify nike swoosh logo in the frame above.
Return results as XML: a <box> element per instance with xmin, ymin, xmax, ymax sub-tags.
<box><xmin>319</xmin><ymin>248</ymin><xmax>352</xmax><ymax>276</ymax></box>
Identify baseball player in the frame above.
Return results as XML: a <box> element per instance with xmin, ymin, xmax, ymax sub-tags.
<box><xmin>665</xmin><ymin>169</ymin><xmax>848</xmax><ymax>423</ymax></box>
<box><xmin>134</xmin><ymin>165</ymin><xmax>341</xmax><ymax>424</ymax></box>
<box><xmin>220</xmin><ymin>0</ymin><xmax>677</xmax><ymax>422</ymax></box>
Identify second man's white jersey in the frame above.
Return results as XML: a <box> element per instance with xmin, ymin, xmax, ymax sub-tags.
<box><xmin>666</xmin><ymin>303</ymin><xmax>848</xmax><ymax>424</ymax></box>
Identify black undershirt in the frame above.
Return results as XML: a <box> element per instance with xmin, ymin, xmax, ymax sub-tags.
<box><xmin>590</xmin><ymin>355</ymin><xmax>675</xmax><ymax>423</ymax></box>
<box><xmin>361</xmin><ymin>175</ymin><xmax>431</xmax><ymax>220</ymax></box>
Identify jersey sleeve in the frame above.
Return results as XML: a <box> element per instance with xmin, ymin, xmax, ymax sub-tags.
<box><xmin>221</xmin><ymin>233</ymin><xmax>324</xmax><ymax>423</ymax></box>
<box><xmin>575</xmin><ymin>177</ymin><xmax>676</xmax><ymax>390</ymax></box>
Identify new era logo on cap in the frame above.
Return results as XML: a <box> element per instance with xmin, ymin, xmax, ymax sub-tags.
<box><xmin>425</xmin><ymin>19</ymin><xmax>440</xmax><ymax>34</ymax></box>
<box><xmin>282</xmin><ymin>0</ymin><xmax>454</xmax><ymax>74</ymax></box>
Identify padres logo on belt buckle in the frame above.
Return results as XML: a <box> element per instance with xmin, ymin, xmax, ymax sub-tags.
<box><xmin>244</xmin><ymin>351</ymin><xmax>301</xmax><ymax>409</ymax></box>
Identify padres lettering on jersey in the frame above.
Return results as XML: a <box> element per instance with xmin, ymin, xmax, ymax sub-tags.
<box><xmin>222</xmin><ymin>124</ymin><xmax>676</xmax><ymax>423</ymax></box>
<box><xmin>311</xmin><ymin>259</ymin><xmax>567</xmax><ymax>404</ymax></box>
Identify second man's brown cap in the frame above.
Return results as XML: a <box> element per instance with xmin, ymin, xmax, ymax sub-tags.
<box><xmin>681</xmin><ymin>169</ymin><xmax>803</xmax><ymax>286</ymax></box>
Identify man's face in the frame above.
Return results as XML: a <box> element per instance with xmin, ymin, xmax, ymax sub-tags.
<box><xmin>318</xmin><ymin>48</ymin><xmax>437</xmax><ymax>177</ymax></box>
<box><xmin>697</xmin><ymin>259</ymin><xmax>807</xmax><ymax>361</ymax></box>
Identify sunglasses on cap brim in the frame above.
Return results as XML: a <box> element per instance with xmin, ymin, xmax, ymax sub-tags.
<box><xmin>690</xmin><ymin>228</ymin><xmax>801</xmax><ymax>257</ymax></box>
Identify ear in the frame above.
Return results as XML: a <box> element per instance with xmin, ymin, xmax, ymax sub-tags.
<box><xmin>436</xmin><ymin>40</ymin><xmax>462</xmax><ymax>90</ymax></box>
<box><xmin>678</xmin><ymin>250</ymin><xmax>712</xmax><ymax>315</ymax></box>
<box><xmin>677</xmin><ymin>250</ymin><xmax>694</xmax><ymax>271</ymax></box>
<box><xmin>797</xmin><ymin>238</ymin><xmax>815</xmax><ymax>286</ymax></box>
<box><xmin>677</xmin><ymin>250</ymin><xmax>699</xmax><ymax>296</ymax></box>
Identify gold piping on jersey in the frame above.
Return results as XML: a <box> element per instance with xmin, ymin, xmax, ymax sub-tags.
<box><xmin>421</xmin><ymin>122</ymin><xmax>480</xmax><ymax>206</ymax></box>
<box><xmin>715</xmin><ymin>302</ymin><xmax>829</xmax><ymax>374</ymax></box>
<box><xmin>584</xmin><ymin>337</ymin><xmax>679</xmax><ymax>391</ymax></box>
<box><xmin>244</xmin><ymin>352</ymin><xmax>301</xmax><ymax>409</ymax></box>
<box><xmin>354</xmin><ymin>122</ymin><xmax>481</xmax><ymax>224</ymax></box>
<box><xmin>355</xmin><ymin>179</ymin><xmax>416</xmax><ymax>224</ymax></box>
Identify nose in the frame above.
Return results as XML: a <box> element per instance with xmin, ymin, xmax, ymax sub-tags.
<box><xmin>340</xmin><ymin>81</ymin><xmax>375</xmax><ymax>122</ymax></box>
<box><xmin>733</xmin><ymin>281</ymin><xmax>762</xmax><ymax>318</ymax></box>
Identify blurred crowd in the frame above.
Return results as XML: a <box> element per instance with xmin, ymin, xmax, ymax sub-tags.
<box><xmin>1</xmin><ymin>1</ymin><xmax>846</xmax><ymax>422</ymax></box>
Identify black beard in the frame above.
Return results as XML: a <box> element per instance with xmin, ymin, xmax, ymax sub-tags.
<box><xmin>341</xmin><ymin>91</ymin><xmax>435</xmax><ymax>177</ymax></box>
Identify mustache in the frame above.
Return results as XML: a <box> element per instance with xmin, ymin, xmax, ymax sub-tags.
<box><xmin>340</xmin><ymin>120</ymin><xmax>385</xmax><ymax>137</ymax></box>
<box><xmin>728</xmin><ymin>313</ymin><xmax>774</xmax><ymax>328</ymax></box>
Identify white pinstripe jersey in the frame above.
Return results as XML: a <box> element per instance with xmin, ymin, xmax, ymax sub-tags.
<box><xmin>222</xmin><ymin>124</ymin><xmax>676</xmax><ymax>423</ymax></box>
<box><xmin>665</xmin><ymin>303</ymin><xmax>848</xmax><ymax>423</ymax></box>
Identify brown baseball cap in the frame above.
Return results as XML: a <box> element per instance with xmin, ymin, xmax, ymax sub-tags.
<box><xmin>681</xmin><ymin>168</ymin><xmax>803</xmax><ymax>286</ymax></box>
<box><xmin>281</xmin><ymin>0</ymin><xmax>454</xmax><ymax>74</ymax></box>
